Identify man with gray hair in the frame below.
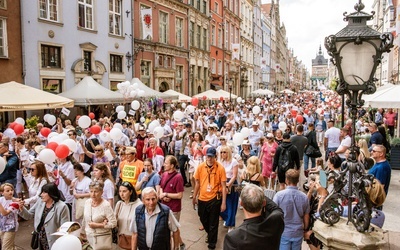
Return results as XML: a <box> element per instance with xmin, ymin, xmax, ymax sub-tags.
<box><xmin>130</xmin><ymin>187</ymin><xmax>183</xmax><ymax>250</ymax></box>
<box><xmin>223</xmin><ymin>184</ymin><xmax>284</xmax><ymax>250</ymax></box>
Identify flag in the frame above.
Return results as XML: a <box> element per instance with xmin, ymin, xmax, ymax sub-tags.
<box><xmin>260</xmin><ymin>57</ymin><xmax>267</xmax><ymax>69</ymax></box>
<box><xmin>396</xmin><ymin>5</ymin><xmax>400</xmax><ymax>46</ymax></box>
<box><xmin>141</xmin><ymin>8</ymin><xmax>153</xmax><ymax>39</ymax></box>
<box><xmin>232</xmin><ymin>44</ymin><xmax>240</xmax><ymax>60</ymax></box>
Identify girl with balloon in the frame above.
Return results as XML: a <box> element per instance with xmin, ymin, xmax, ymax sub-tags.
<box><xmin>22</xmin><ymin>161</ymin><xmax>50</xmax><ymax>207</ymax></box>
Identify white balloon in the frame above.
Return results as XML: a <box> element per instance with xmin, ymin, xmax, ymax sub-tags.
<box><xmin>278</xmin><ymin>121</ymin><xmax>287</xmax><ymax>131</ymax></box>
<box><xmin>132</xmin><ymin>82</ymin><xmax>139</xmax><ymax>90</ymax></box>
<box><xmin>185</xmin><ymin>105</ymin><xmax>195</xmax><ymax>114</ymax></box>
<box><xmin>47</xmin><ymin>115</ymin><xmax>57</xmax><ymax>126</ymax></box>
<box><xmin>61</xmin><ymin>139</ymin><xmax>77</xmax><ymax>152</ymax></box>
<box><xmin>138</xmin><ymin>90</ymin><xmax>145</xmax><ymax>97</ymax></box>
<box><xmin>0</xmin><ymin>157</ymin><xmax>5</xmax><ymax>175</ymax></box>
<box><xmin>255</xmin><ymin>98</ymin><xmax>262</xmax><ymax>104</ymax></box>
<box><xmin>181</xmin><ymin>103</ymin><xmax>187</xmax><ymax>109</ymax></box>
<box><xmin>116</xmin><ymin>105</ymin><xmax>125</xmax><ymax>113</ymax></box>
<box><xmin>105</xmin><ymin>149</ymin><xmax>113</xmax><ymax>161</ymax></box>
<box><xmin>148</xmin><ymin>120</ymin><xmax>160</xmax><ymax>132</ymax></box>
<box><xmin>241</xmin><ymin>127</ymin><xmax>250</xmax><ymax>138</ymax></box>
<box><xmin>43</xmin><ymin>114</ymin><xmax>50</xmax><ymax>122</ymax></box>
<box><xmin>130</xmin><ymin>90</ymin><xmax>138</xmax><ymax>98</ymax></box>
<box><xmin>117</xmin><ymin>83</ymin><xmax>122</xmax><ymax>90</ymax></box>
<box><xmin>38</xmin><ymin>149</ymin><xmax>56</xmax><ymax>165</ymax></box>
<box><xmin>131</xmin><ymin>100</ymin><xmax>140</xmax><ymax>110</ymax></box>
<box><xmin>110</xmin><ymin>128</ymin><xmax>123</xmax><ymax>140</ymax></box>
<box><xmin>78</xmin><ymin>115</ymin><xmax>91</xmax><ymax>129</ymax></box>
<box><xmin>140</xmin><ymin>117</ymin><xmax>145</xmax><ymax>123</ymax></box>
<box><xmin>99</xmin><ymin>131</ymin><xmax>112</xmax><ymax>142</ymax></box>
<box><xmin>58</xmin><ymin>133</ymin><xmax>69</xmax><ymax>142</ymax></box>
<box><xmin>113</xmin><ymin>123</ymin><xmax>123</xmax><ymax>130</ymax></box>
<box><xmin>173</xmin><ymin>111</ymin><xmax>184</xmax><ymax>121</ymax></box>
<box><xmin>237</xmin><ymin>97</ymin><xmax>243</xmax><ymax>103</ymax></box>
<box><xmin>48</xmin><ymin>135</ymin><xmax>64</xmax><ymax>144</ymax></box>
<box><xmin>51</xmin><ymin>234</ymin><xmax>82</xmax><ymax>250</ymax></box>
<box><xmin>241</xmin><ymin>100</ymin><xmax>245</xmax><ymax>103</ymax></box>
<box><xmin>15</xmin><ymin>117</ymin><xmax>25</xmax><ymax>126</ymax></box>
<box><xmin>154</xmin><ymin>126</ymin><xmax>164</xmax><ymax>139</ymax></box>
<box><xmin>232</xmin><ymin>133</ymin><xmax>245</xmax><ymax>146</ymax></box>
<box><xmin>117</xmin><ymin>111</ymin><xmax>127</xmax><ymax>119</ymax></box>
<box><xmin>252</xmin><ymin>106</ymin><xmax>261</xmax><ymax>115</ymax></box>
<box><xmin>48</xmin><ymin>132</ymin><xmax>59</xmax><ymax>140</ymax></box>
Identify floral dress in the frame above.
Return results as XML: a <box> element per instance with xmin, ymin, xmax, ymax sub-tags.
<box><xmin>38</xmin><ymin>203</ymin><xmax>54</xmax><ymax>250</ymax></box>
<box><xmin>261</xmin><ymin>142</ymin><xmax>278</xmax><ymax>178</ymax></box>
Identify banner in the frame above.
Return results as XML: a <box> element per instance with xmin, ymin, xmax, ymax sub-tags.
<box><xmin>232</xmin><ymin>43</ymin><xmax>240</xmax><ymax>60</ymax></box>
<box><xmin>260</xmin><ymin>57</ymin><xmax>267</xmax><ymax>69</ymax></box>
<box><xmin>141</xmin><ymin>8</ymin><xmax>153</xmax><ymax>39</ymax></box>
<box><xmin>396</xmin><ymin>5</ymin><xmax>400</xmax><ymax>46</ymax></box>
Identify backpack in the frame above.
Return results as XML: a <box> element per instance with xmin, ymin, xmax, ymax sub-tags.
<box><xmin>278</xmin><ymin>146</ymin><xmax>292</xmax><ymax>171</ymax></box>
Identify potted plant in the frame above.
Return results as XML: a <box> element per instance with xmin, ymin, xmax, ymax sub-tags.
<box><xmin>389</xmin><ymin>137</ymin><xmax>400</xmax><ymax>170</ymax></box>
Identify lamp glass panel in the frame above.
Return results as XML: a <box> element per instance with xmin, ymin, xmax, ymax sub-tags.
<box><xmin>339</xmin><ymin>39</ymin><xmax>380</xmax><ymax>86</ymax></box>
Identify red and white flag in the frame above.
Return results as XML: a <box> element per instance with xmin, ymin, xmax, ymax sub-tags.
<box><xmin>232</xmin><ymin>43</ymin><xmax>240</xmax><ymax>60</ymax></box>
<box><xmin>141</xmin><ymin>8</ymin><xmax>153</xmax><ymax>39</ymax></box>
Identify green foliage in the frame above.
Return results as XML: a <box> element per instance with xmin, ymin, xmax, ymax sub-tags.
<box><xmin>329</xmin><ymin>78</ymin><xmax>338</xmax><ymax>91</ymax></box>
<box><xmin>25</xmin><ymin>116</ymin><xmax>40</xmax><ymax>131</ymax></box>
<box><xmin>390</xmin><ymin>137</ymin><xmax>400</xmax><ymax>147</ymax></box>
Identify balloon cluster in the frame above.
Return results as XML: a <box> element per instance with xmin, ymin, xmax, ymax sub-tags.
<box><xmin>117</xmin><ymin>80</ymin><xmax>145</xmax><ymax>99</ymax></box>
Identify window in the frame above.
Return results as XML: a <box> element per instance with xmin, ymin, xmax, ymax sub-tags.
<box><xmin>42</xmin><ymin>79</ymin><xmax>62</xmax><ymax>93</ymax></box>
<box><xmin>190</xmin><ymin>21</ymin><xmax>194</xmax><ymax>46</ymax></box>
<box><xmin>202</xmin><ymin>0</ymin><xmax>206</xmax><ymax>14</ymax></box>
<box><xmin>225</xmin><ymin>21</ymin><xmax>229</xmax><ymax>50</ymax></box>
<box><xmin>176</xmin><ymin>65</ymin><xmax>183</xmax><ymax>90</ymax></box>
<box><xmin>196</xmin><ymin>0</ymin><xmax>200</xmax><ymax>10</ymax></box>
<box><xmin>159</xmin><ymin>11</ymin><xmax>168</xmax><ymax>43</ymax></box>
<box><xmin>39</xmin><ymin>0</ymin><xmax>58</xmax><ymax>22</ymax></box>
<box><xmin>0</xmin><ymin>0</ymin><xmax>6</xmax><ymax>9</ymax></box>
<box><xmin>212</xmin><ymin>59</ymin><xmax>216</xmax><ymax>74</ymax></box>
<box><xmin>202</xmin><ymin>27</ymin><xmax>207</xmax><ymax>50</ymax></box>
<box><xmin>158</xmin><ymin>54</ymin><xmax>164</xmax><ymax>67</ymax></box>
<box><xmin>197</xmin><ymin>66</ymin><xmax>202</xmax><ymax>78</ymax></box>
<box><xmin>109</xmin><ymin>0</ymin><xmax>121</xmax><ymax>35</ymax></box>
<box><xmin>110</xmin><ymin>54</ymin><xmax>122</xmax><ymax>72</ymax></box>
<box><xmin>78</xmin><ymin>0</ymin><xmax>94</xmax><ymax>29</ymax></box>
<box><xmin>211</xmin><ymin>25</ymin><xmax>215</xmax><ymax>46</ymax></box>
<box><xmin>218</xmin><ymin>28</ymin><xmax>222</xmax><ymax>47</ymax></box>
<box><xmin>141</xmin><ymin>61</ymin><xmax>151</xmax><ymax>86</ymax></box>
<box><xmin>0</xmin><ymin>18</ymin><xmax>7</xmax><ymax>57</ymax></box>
<box><xmin>176</xmin><ymin>18</ymin><xmax>183</xmax><ymax>47</ymax></box>
<box><xmin>231</xmin><ymin>23</ymin><xmax>234</xmax><ymax>45</ymax></box>
<box><xmin>218</xmin><ymin>60</ymin><xmax>222</xmax><ymax>75</ymax></box>
<box><xmin>83</xmin><ymin>51</ymin><xmax>92</xmax><ymax>71</ymax></box>
<box><xmin>214</xmin><ymin>2</ymin><xmax>218</xmax><ymax>14</ymax></box>
<box><xmin>41</xmin><ymin>44</ymin><xmax>61</xmax><ymax>68</ymax></box>
<box><xmin>196</xmin><ymin>25</ymin><xmax>201</xmax><ymax>48</ymax></box>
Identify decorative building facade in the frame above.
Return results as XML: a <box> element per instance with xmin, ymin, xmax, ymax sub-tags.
<box><xmin>310</xmin><ymin>45</ymin><xmax>328</xmax><ymax>90</ymax></box>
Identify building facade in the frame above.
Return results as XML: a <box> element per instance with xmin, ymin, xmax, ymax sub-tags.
<box><xmin>253</xmin><ymin>0</ymin><xmax>263</xmax><ymax>91</ymax></box>
<box><xmin>310</xmin><ymin>45</ymin><xmax>328</xmax><ymax>90</ymax></box>
<box><xmin>209</xmin><ymin>0</ymin><xmax>225</xmax><ymax>91</ymax></box>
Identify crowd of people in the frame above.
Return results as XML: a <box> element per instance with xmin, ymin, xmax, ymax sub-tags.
<box><xmin>0</xmin><ymin>89</ymin><xmax>396</xmax><ymax>250</ymax></box>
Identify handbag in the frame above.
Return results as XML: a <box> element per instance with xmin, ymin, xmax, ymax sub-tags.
<box><xmin>31</xmin><ymin>231</ymin><xmax>39</xmax><ymax>249</ymax></box>
<box><xmin>112</xmin><ymin>227</ymin><xmax>118</xmax><ymax>244</ymax></box>
<box><xmin>264</xmin><ymin>177</ymin><xmax>277</xmax><ymax>200</ymax></box>
<box><xmin>118</xmin><ymin>234</ymin><xmax>132</xmax><ymax>249</ymax></box>
<box><xmin>305</xmin><ymin>145</ymin><xmax>322</xmax><ymax>158</ymax></box>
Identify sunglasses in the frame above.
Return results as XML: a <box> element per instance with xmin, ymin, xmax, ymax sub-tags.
<box><xmin>221</xmin><ymin>151</ymin><xmax>227</xmax><ymax>153</ymax></box>
<box><xmin>120</xmin><ymin>181</ymin><xmax>133</xmax><ymax>188</ymax></box>
<box><xmin>27</xmin><ymin>168</ymin><xmax>36</xmax><ymax>172</ymax></box>
<box><xmin>89</xmin><ymin>181</ymin><xmax>102</xmax><ymax>188</ymax></box>
<box><xmin>94</xmin><ymin>149</ymin><xmax>103</xmax><ymax>152</ymax></box>
<box><xmin>68</xmin><ymin>134</ymin><xmax>74</xmax><ymax>136</ymax></box>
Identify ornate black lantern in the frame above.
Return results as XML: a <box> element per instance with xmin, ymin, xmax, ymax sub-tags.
<box><xmin>321</xmin><ymin>0</ymin><xmax>393</xmax><ymax>232</ymax></box>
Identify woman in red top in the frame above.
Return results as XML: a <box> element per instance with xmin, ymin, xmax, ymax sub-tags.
<box><xmin>144</xmin><ymin>138</ymin><xmax>164</xmax><ymax>173</ymax></box>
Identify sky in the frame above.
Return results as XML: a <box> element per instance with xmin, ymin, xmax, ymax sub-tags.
<box><xmin>262</xmin><ymin>0</ymin><xmax>375</xmax><ymax>70</ymax></box>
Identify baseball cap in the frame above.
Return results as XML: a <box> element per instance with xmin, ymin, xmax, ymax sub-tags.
<box><xmin>206</xmin><ymin>147</ymin><xmax>217</xmax><ymax>157</ymax></box>
<box><xmin>252</xmin><ymin>121</ymin><xmax>259</xmax><ymax>126</ymax></box>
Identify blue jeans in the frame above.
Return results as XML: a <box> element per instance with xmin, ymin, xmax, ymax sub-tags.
<box><xmin>279</xmin><ymin>235</ymin><xmax>303</xmax><ymax>250</ymax></box>
<box><xmin>303</xmin><ymin>154</ymin><xmax>315</xmax><ymax>171</ymax></box>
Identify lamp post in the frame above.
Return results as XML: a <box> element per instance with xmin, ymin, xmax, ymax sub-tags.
<box><xmin>228</xmin><ymin>78</ymin><xmax>233</xmax><ymax>107</ymax></box>
<box><xmin>321</xmin><ymin>0</ymin><xmax>393</xmax><ymax>232</ymax></box>
<box><xmin>126</xmin><ymin>46</ymin><xmax>144</xmax><ymax>72</ymax></box>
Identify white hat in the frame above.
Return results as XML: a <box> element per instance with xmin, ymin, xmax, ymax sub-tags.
<box><xmin>51</xmin><ymin>222</ymin><xmax>81</xmax><ymax>237</ymax></box>
<box><xmin>34</xmin><ymin>145</ymin><xmax>45</xmax><ymax>154</ymax></box>
<box><xmin>252</xmin><ymin>121</ymin><xmax>259</xmax><ymax>126</ymax></box>
<box><xmin>80</xmin><ymin>163</ymin><xmax>91</xmax><ymax>173</ymax></box>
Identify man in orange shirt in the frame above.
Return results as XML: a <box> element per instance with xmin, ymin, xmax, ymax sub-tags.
<box><xmin>119</xmin><ymin>147</ymin><xmax>143</xmax><ymax>188</ymax></box>
<box><xmin>192</xmin><ymin>147</ymin><xmax>226</xmax><ymax>250</ymax></box>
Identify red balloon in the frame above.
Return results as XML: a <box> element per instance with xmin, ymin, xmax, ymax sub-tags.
<box><xmin>40</xmin><ymin>127</ymin><xmax>51</xmax><ymax>137</ymax></box>
<box><xmin>192</xmin><ymin>97</ymin><xmax>199</xmax><ymax>106</ymax></box>
<box><xmin>219</xmin><ymin>96</ymin><xmax>224</xmax><ymax>101</ymax></box>
<box><xmin>296</xmin><ymin>115</ymin><xmax>304</xmax><ymax>124</ymax></box>
<box><xmin>202</xmin><ymin>96</ymin><xmax>207</xmax><ymax>101</ymax></box>
<box><xmin>90</xmin><ymin>125</ymin><xmax>101</xmax><ymax>135</ymax></box>
<box><xmin>89</xmin><ymin>112</ymin><xmax>95</xmax><ymax>119</ymax></box>
<box><xmin>304</xmin><ymin>109</ymin><xmax>309</xmax><ymax>115</ymax></box>
<box><xmin>9</xmin><ymin>122</ymin><xmax>17</xmax><ymax>129</ymax></box>
<box><xmin>55</xmin><ymin>144</ymin><xmax>70</xmax><ymax>159</ymax></box>
<box><xmin>104</xmin><ymin>127</ymin><xmax>111</xmax><ymax>132</ymax></box>
<box><xmin>13</xmin><ymin>124</ymin><xmax>24</xmax><ymax>135</ymax></box>
<box><xmin>47</xmin><ymin>142</ymin><xmax>59</xmax><ymax>152</ymax></box>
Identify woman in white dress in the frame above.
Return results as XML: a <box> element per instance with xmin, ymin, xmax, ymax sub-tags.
<box><xmin>22</xmin><ymin>161</ymin><xmax>49</xmax><ymax>207</ymax></box>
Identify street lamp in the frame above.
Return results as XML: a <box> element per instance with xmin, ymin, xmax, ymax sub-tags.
<box><xmin>228</xmin><ymin>78</ymin><xmax>233</xmax><ymax>106</ymax></box>
<box><xmin>321</xmin><ymin>0</ymin><xmax>393</xmax><ymax>232</ymax></box>
<box><xmin>126</xmin><ymin>46</ymin><xmax>144</xmax><ymax>71</ymax></box>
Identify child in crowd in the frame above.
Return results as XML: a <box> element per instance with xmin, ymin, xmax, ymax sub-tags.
<box><xmin>0</xmin><ymin>183</ymin><xmax>20</xmax><ymax>250</ymax></box>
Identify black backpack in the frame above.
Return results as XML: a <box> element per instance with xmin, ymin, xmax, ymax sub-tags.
<box><xmin>278</xmin><ymin>145</ymin><xmax>292</xmax><ymax>171</ymax></box>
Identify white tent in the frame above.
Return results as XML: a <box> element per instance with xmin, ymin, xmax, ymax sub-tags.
<box><xmin>0</xmin><ymin>81</ymin><xmax>74</xmax><ymax>111</ymax></box>
<box><xmin>365</xmin><ymin>85</ymin><xmax>400</xmax><ymax>108</ymax></box>
<box><xmin>216</xmin><ymin>89</ymin><xmax>238</xmax><ymax>100</ymax></box>
<box><xmin>251</xmin><ymin>88</ymin><xmax>275</xmax><ymax>96</ymax></box>
<box><xmin>363</xmin><ymin>83</ymin><xmax>394</xmax><ymax>104</ymax></box>
<box><xmin>130</xmin><ymin>78</ymin><xmax>178</xmax><ymax>101</ymax></box>
<box><xmin>192</xmin><ymin>89</ymin><xmax>221</xmax><ymax>100</ymax></box>
<box><xmin>280</xmin><ymin>89</ymin><xmax>294</xmax><ymax>94</ymax></box>
<box><xmin>59</xmin><ymin>76</ymin><xmax>126</xmax><ymax>105</ymax></box>
<box><xmin>163</xmin><ymin>89</ymin><xmax>192</xmax><ymax>102</ymax></box>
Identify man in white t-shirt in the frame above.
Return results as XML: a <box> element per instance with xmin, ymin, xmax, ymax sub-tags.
<box><xmin>324</xmin><ymin>120</ymin><xmax>341</xmax><ymax>160</ymax></box>
<box><xmin>335</xmin><ymin>127</ymin><xmax>351</xmax><ymax>161</ymax></box>
<box><xmin>248</xmin><ymin>121</ymin><xmax>264</xmax><ymax>154</ymax></box>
